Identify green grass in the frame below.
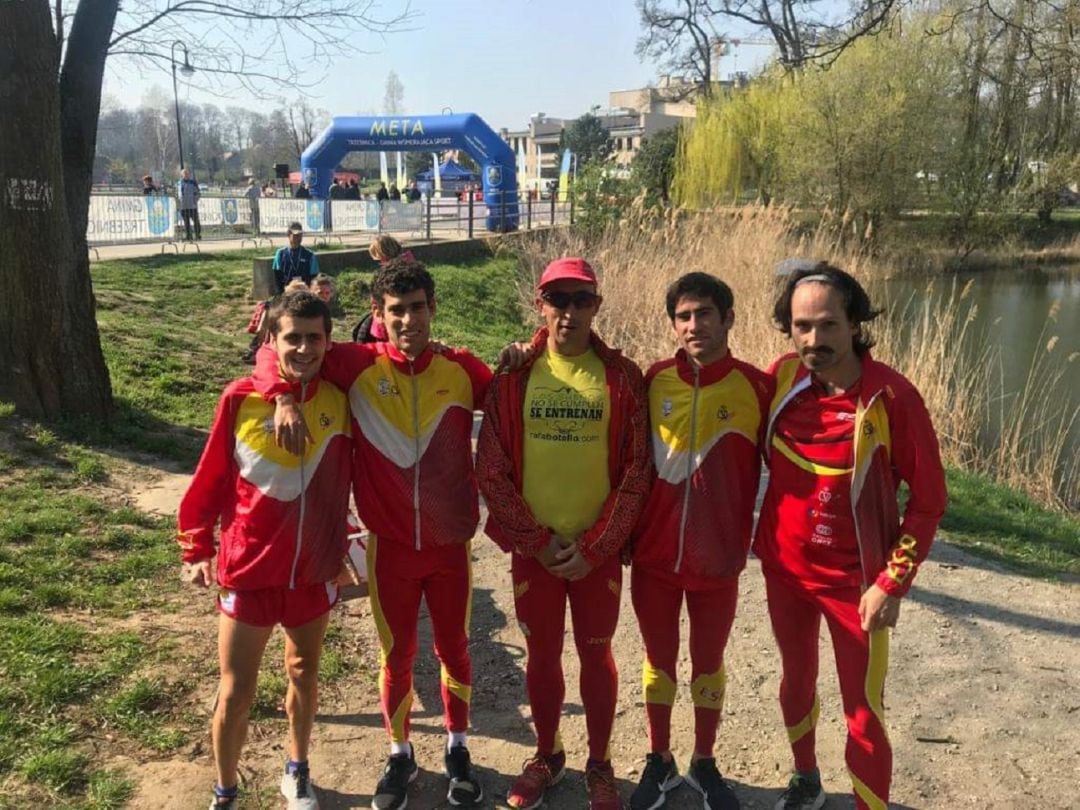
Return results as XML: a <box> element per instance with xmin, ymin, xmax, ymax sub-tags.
<box><xmin>938</xmin><ymin>468</ymin><xmax>1080</xmax><ymax>578</ymax></box>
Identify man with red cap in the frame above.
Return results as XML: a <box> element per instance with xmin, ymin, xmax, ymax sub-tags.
<box><xmin>477</xmin><ymin>257</ymin><xmax>651</xmax><ymax>810</ymax></box>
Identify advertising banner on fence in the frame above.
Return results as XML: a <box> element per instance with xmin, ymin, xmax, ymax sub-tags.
<box><xmin>381</xmin><ymin>201</ymin><xmax>422</xmax><ymax>233</ymax></box>
<box><xmin>330</xmin><ymin>201</ymin><xmax>380</xmax><ymax>233</ymax></box>
<box><xmin>86</xmin><ymin>195</ymin><xmax>175</xmax><ymax>244</ymax></box>
<box><xmin>258</xmin><ymin>198</ymin><xmax>326</xmax><ymax>233</ymax></box>
<box><xmin>196</xmin><ymin>197</ymin><xmax>252</xmax><ymax>227</ymax></box>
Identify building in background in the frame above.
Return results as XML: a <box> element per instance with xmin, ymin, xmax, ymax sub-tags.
<box><xmin>500</xmin><ymin>76</ymin><xmax>715</xmax><ymax>185</ymax></box>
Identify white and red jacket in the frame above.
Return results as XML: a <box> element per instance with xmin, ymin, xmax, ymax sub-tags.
<box><xmin>254</xmin><ymin>341</ymin><xmax>492</xmax><ymax>551</ymax></box>
<box><xmin>631</xmin><ymin>350</ymin><xmax>773</xmax><ymax>586</ymax></box>
<box><xmin>177</xmin><ymin>376</ymin><xmax>353</xmax><ymax>590</ymax></box>
<box><xmin>754</xmin><ymin>352</ymin><xmax>948</xmax><ymax>597</ymax></box>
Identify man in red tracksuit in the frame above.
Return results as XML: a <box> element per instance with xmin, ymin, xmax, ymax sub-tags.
<box><xmin>178</xmin><ymin>291</ymin><xmax>353</xmax><ymax>810</ymax></box>
<box><xmin>476</xmin><ymin>257</ymin><xmax>651</xmax><ymax>810</ymax></box>
<box><xmin>756</xmin><ymin>262</ymin><xmax>947</xmax><ymax>810</ymax></box>
<box><xmin>255</xmin><ymin>259</ymin><xmax>491</xmax><ymax>810</ymax></box>
<box><xmin>629</xmin><ymin>273</ymin><xmax>773</xmax><ymax>810</ymax></box>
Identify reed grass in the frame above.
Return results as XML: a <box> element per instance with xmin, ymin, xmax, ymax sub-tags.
<box><xmin>503</xmin><ymin>203</ymin><xmax>1079</xmax><ymax>511</ymax></box>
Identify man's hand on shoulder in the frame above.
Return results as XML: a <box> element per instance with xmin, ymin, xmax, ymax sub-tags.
<box><xmin>859</xmin><ymin>583</ymin><xmax>901</xmax><ymax>632</ymax></box>
<box><xmin>496</xmin><ymin>341</ymin><xmax>535</xmax><ymax>373</ymax></box>
<box><xmin>275</xmin><ymin>393</ymin><xmax>312</xmax><ymax>455</ymax></box>
<box><xmin>182</xmin><ymin>559</ymin><xmax>212</xmax><ymax>588</ymax></box>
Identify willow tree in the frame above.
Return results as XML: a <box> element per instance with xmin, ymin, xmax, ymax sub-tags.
<box><xmin>0</xmin><ymin>0</ymin><xmax>409</xmax><ymax>420</ymax></box>
<box><xmin>673</xmin><ymin>75</ymin><xmax>791</xmax><ymax>207</ymax></box>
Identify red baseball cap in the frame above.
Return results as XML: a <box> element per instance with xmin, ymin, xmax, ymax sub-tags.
<box><xmin>538</xmin><ymin>257</ymin><xmax>597</xmax><ymax>290</ymax></box>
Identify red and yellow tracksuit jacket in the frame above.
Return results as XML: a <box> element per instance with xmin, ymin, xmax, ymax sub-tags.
<box><xmin>177</xmin><ymin>376</ymin><xmax>353</xmax><ymax>590</ymax></box>
<box><xmin>632</xmin><ymin>351</ymin><xmax>774</xmax><ymax>585</ymax></box>
<box><xmin>476</xmin><ymin>327</ymin><xmax>652</xmax><ymax>566</ymax></box>
<box><xmin>255</xmin><ymin>341</ymin><xmax>492</xmax><ymax>551</ymax></box>
<box><xmin>755</xmin><ymin>352</ymin><xmax>947</xmax><ymax>597</ymax></box>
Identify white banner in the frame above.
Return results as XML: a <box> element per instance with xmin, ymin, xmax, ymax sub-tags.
<box><xmin>196</xmin><ymin>197</ymin><xmax>252</xmax><ymax>226</ymax></box>
<box><xmin>258</xmin><ymin>198</ymin><xmax>327</xmax><ymax>233</ymax></box>
<box><xmin>86</xmin><ymin>195</ymin><xmax>175</xmax><ymax>244</ymax></box>
<box><xmin>330</xmin><ymin>200</ymin><xmax>381</xmax><ymax>233</ymax></box>
<box><xmin>381</xmin><ymin>200</ymin><xmax>422</xmax><ymax>233</ymax></box>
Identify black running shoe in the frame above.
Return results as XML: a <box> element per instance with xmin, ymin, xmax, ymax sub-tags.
<box><xmin>774</xmin><ymin>771</ymin><xmax>825</xmax><ymax>810</ymax></box>
<box><xmin>444</xmin><ymin>744</ymin><xmax>485</xmax><ymax>807</ymax></box>
<box><xmin>371</xmin><ymin>750</ymin><xmax>418</xmax><ymax>810</ymax></box>
<box><xmin>686</xmin><ymin>757</ymin><xmax>740</xmax><ymax>810</ymax></box>
<box><xmin>630</xmin><ymin>752</ymin><xmax>682</xmax><ymax>810</ymax></box>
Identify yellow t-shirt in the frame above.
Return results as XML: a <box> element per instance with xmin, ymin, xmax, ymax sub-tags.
<box><xmin>522</xmin><ymin>347</ymin><xmax>611</xmax><ymax>539</ymax></box>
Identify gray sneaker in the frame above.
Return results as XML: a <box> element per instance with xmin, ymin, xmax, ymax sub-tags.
<box><xmin>280</xmin><ymin>765</ymin><xmax>320</xmax><ymax>810</ymax></box>
<box><xmin>774</xmin><ymin>772</ymin><xmax>825</xmax><ymax>810</ymax></box>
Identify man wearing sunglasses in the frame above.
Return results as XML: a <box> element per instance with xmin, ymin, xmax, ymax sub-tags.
<box><xmin>477</xmin><ymin>257</ymin><xmax>651</xmax><ymax>810</ymax></box>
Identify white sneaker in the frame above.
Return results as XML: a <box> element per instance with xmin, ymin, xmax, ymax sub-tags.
<box><xmin>281</xmin><ymin>767</ymin><xmax>320</xmax><ymax>810</ymax></box>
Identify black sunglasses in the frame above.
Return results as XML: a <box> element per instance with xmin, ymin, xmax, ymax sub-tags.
<box><xmin>541</xmin><ymin>290</ymin><xmax>600</xmax><ymax>310</ymax></box>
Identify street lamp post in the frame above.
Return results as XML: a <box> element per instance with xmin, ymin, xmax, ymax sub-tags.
<box><xmin>170</xmin><ymin>40</ymin><xmax>196</xmax><ymax>171</ymax></box>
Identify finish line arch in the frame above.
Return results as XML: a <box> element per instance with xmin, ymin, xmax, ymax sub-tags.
<box><xmin>301</xmin><ymin>113</ymin><xmax>519</xmax><ymax>231</ymax></box>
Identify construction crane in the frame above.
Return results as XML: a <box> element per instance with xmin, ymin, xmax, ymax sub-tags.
<box><xmin>711</xmin><ymin>35</ymin><xmax>775</xmax><ymax>77</ymax></box>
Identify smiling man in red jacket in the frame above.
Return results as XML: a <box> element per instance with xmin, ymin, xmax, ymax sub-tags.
<box><xmin>476</xmin><ymin>257</ymin><xmax>651</xmax><ymax>810</ymax></box>
<box><xmin>757</xmin><ymin>262</ymin><xmax>947</xmax><ymax>810</ymax></box>
<box><xmin>178</xmin><ymin>291</ymin><xmax>352</xmax><ymax>810</ymax></box>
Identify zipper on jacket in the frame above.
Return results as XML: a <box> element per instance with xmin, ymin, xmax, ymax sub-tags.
<box><xmin>674</xmin><ymin>366</ymin><xmax>700</xmax><ymax>573</ymax></box>
<box><xmin>410</xmin><ymin>359</ymin><xmax>422</xmax><ymax>550</ymax></box>
<box><xmin>289</xmin><ymin>381</ymin><xmax>308</xmax><ymax>589</ymax></box>
<box><xmin>850</xmin><ymin>391</ymin><xmax>881</xmax><ymax>590</ymax></box>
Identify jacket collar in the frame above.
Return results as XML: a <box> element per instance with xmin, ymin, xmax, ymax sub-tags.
<box><xmin>276</xmin><ymin>373</ymin><xmax>322</xmax><ymax>402</ymax></box>
<box><xmin>380</xmin><ymin>339</ymin><xmax>435</xmax><ymax>374</ymax></box>
<box><xmin>674</xmin><ymin>348</ymin><xmax>735</xmax><ymax>386</ymax></box>
<box><xmin>787</xmin><ymin>349</ymin><xmax>889</xmax><ymax>405</ymax></box>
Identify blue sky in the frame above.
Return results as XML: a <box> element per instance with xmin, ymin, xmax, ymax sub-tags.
<box><xmin>102</xmin><ymin>0</ymin><xmax>766</xmax><ymax>131</ymax></box>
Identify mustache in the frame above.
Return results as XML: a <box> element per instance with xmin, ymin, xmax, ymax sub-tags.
<box><xmin>802</xmin><ymin>346</ymin><xmax>833</xmax><ymax>355</ymax></box>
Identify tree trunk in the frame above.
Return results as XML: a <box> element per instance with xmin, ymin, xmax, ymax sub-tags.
<box><xmin>0</xmin><ymin>1</ymin><xmax>71</xmax><ymax>416</ymax></box>
<box><xmin>56</xmin><ymin>0</ymin><xmax>119</xmax><ymax>417</ymax></box>
<box><xmin>0</xmin><ymin>0</ymin><xmax>114</xmax><ymax>419</ymax></box>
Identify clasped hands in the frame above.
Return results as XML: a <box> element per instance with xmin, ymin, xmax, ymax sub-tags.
<box><xmin>535</xmin><ymin>534</ymin><xmax>593</xmax><ymax>581</ymax></box>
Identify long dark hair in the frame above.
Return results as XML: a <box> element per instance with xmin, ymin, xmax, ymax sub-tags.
<box><xmin>772</xmin><ymin>262</ymin><xmax>882</xmax><ymax>355</ymax></box>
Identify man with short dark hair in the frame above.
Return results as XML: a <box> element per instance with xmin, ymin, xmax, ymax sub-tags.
<box><xmin>272</xmin><ymin>223</ymin><xmax>320</xmax><ymax>293</ymax></box>
<box><xmin>758</xmin><ymin>262</ymin><xmax>947</xmax><ymax>810</ymax></box>
<box><xmin>476</xmin><ymin>257</ymin><xmax>651</xmax><ymax>810</ymax></box>
<box><xmin>254</xmin><ymin>258</ymin><xmax>492</xmax><ymax>810</ymax></box>
<box><xmin>179</xmin><ymin>290</ymin><xmax>352</xmax><ymax>810</ymax></box>
<box><xmin>629</xmin><ymin>272</ymin><xmax>773</xmax><ymax>810</ymax></box>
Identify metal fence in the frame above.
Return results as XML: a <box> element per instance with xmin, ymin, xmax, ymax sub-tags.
<box><xmin>85</xmin><ymin>190</ymin><xmax>574</xmax><ymax>250</ymax></box>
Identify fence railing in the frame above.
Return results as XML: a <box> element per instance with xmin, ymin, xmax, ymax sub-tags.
<box><xmin>86</xmin><ymin>191</ymin><xmax>574</xmax><ymax>250</ymax></box>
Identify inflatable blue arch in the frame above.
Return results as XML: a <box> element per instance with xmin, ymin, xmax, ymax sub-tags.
<box><xmin>301</xmin><ymin>113</ymin><xmax>519</xmax><ymax>231</ymax></box>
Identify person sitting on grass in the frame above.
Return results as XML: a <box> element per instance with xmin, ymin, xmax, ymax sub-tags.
<box><xmin>273</xmin><ymin>222</ymin><xmax>319</xmax><ymax>294</ymax></box>
<box><xmin>177</xmin><ymin>291</ymin><xmax>353</xmax><ymax>810</ymax></box>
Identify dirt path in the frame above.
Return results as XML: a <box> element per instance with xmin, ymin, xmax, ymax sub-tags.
<box><xmin>120</xmin><ymin>466</ymin><xmax>1079</xmax><ymax>810</ymax></box>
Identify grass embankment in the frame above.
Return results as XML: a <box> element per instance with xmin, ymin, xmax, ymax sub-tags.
<box><xmin>0</xmin><ymin>248</ymin><xmax>1075</xmax><ymax>805</ymax></box>
<box><xmin>0</xmin><ymin>251</ymin><xmax>525</xmax><ymax>807</ymax></box>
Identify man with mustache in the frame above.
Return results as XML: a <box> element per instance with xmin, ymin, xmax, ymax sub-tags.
<box><xmin>756</xmin><ymin>263</ymin><xmax>947</xmax><ymax>810</ymax></box>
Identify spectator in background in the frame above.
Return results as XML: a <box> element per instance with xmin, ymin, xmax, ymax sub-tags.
<box><xmin>388</xmin><ymin>183</ymin><xmax>401</xmax><ymax>201</ymax></box>
<box><xmin>311</xmin><ymin>274</ymin><xmax>336</xmax><ymax>304</ymax></box>
<box><xmin>263</xmin><ymin>182</ymin><xmax>277</xmax><ymax>198</ymax></box>
<box><xmin>178</xmin><ymin>168</ymin><xmax>201</xmax><ymax>241</ymax></box>
<box><xmin>244</xmin><ymin>179</ymin><xmax>261</xmax><ymax>234</ymax></box>
<box><xmin>329</xmin><ymin>178</ymin><xmax>345</xmax><ymax>200</ymax></box>
<box><xmin>346</xmin><ymin>179</ymin><xmax>361</xmax><ymax>200</ymax></box>
<box><xmin>406</xmin><ymin>180</ymin><xmax>421</xmax><ymax>202</ymax></box>
<box><xmin>273</xmin><ymin>222</ymin><xmax>319</xmax><ymax>293</ymax></box>
<box><xmin>142</xmin><ymin>174</ymin><xmax>158</xmax><ymax>195</ymax></box>
<box><xmin>295</xmin><ymin>182</ymin><xmax>311</xmax><ymax>200</ymax></box>
<box><xmin>376</xmin><ymin>182</ymin><xmax>389</xmax><ymax>202</ymax></box>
